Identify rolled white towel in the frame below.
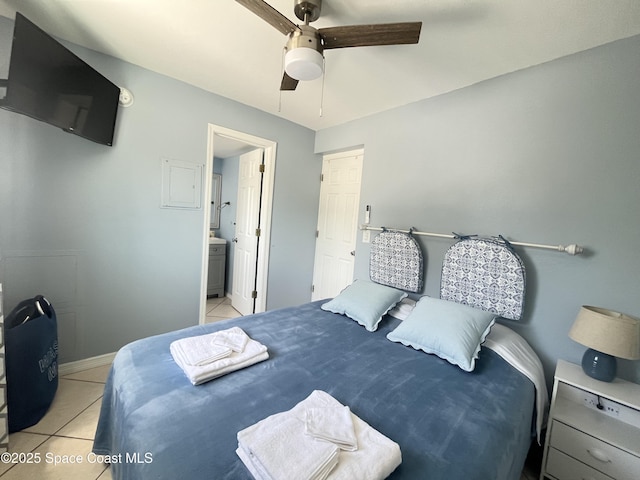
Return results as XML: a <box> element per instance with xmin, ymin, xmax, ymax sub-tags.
<box><xmin>238</xmin><ymin>412</ymin><xmax>339</xmax><ymax>480</ymax></box>
<box><xmin>305</xmin><ymin>406</ymin><xmax>357</xmax><ymax>451</ymax></box>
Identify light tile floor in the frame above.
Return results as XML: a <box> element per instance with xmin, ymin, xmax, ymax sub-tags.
<box><xmin>0</xmin><ymin>296</ymin><xmax>542</xmax><ymax>480</ymax></box>
<box><xmin>205</xmin><ymin>296</ymin><xmax>242</xmax><ymax>324</ymax></box>
<box><xmin>0</xmin><ymin>364</ymin><xmax>112</xmax><ymax>479</ymax></box>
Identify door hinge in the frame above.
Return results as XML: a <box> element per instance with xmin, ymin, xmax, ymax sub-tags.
<box><xmin>316</xmin><ymin>230</ymin><xmax>319</xmax><ymax>238</ymax></box>
<box><xmin>251</xmin><ymin>290</ymin><xmax>258</xmax><ymax>299</ymax></box>
<box><xmin>311</xmin><ymin>285</ymin><xmax>315</xmax><ymax>293</ymax></box>
<box><xmin>259</xmin><ymin>164</ymin><xmax>265</xmax><ymax>173</ymax></box>
<box><xmin>320</xmin><ymin>173</ymin><xmax>324</xmax><ymax>182</ymax></box>
<box><xmin>255</xmin><ymin>227</ymin><xmax>261</xmax><ymax>237</ymax></box>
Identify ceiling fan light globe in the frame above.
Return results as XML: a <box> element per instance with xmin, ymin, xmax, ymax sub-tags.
<box><xmin>284</xmin><ymin>47</ymin><xmax>323</xmax><ymax>81</ymax></box>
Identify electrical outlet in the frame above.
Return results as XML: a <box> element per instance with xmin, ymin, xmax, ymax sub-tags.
<box><xmin>582</xmin><ymin>393</ymin><xmax>620</xmax><ymax>417</ymax></box>
<box><xmin>603</xmin><ymin>401</ymin><xmax>620</xmax><ymax>417</ymax></box>
<box><xmin>582</xmin><ymin>395</ymin><xmax>599</xmax><ymax>409</ymax></box>
<box><xmin>362</xmin><ymin>230</ymin><xmax>371</xmax><ymax>243</ymax></box>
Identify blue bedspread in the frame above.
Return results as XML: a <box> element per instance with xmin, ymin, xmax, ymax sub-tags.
<box><xmin>93</xmin><ymin>300</ymin><xmax>534</xmax><ymax>479</ymax></box>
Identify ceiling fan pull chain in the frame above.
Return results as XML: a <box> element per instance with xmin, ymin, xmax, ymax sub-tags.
<box><xmin>278</xmin><ymin>47</ymin><xmax>286</xmax><ymax>112</ymax></box>
<box><xmin>319</xmin><ymin>57</ymin><xmax>326</xmax><ymax>117</ymax></box>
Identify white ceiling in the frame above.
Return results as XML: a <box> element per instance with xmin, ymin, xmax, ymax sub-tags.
<box><xmin>1</xmin><ymin>0</ymin><xmax>639</xmax><ymax>132</ymax></box>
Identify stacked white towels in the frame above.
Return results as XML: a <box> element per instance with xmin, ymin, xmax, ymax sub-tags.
<box><xmin>237</xmin><ymin>390</ymin><xmax>402</xmax><ymax>480</ymax></box>
<box><xmin>170</xmin><ymin>327</ymin><xmax>268</xmax><ymax>385</ymax></box>
<box><xmin>237</xmin><ymin>415</ymin><xmax>340</xmax><ymax>480</ymax></box>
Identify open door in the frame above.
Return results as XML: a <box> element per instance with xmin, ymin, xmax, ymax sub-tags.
<box><xmin>231</xmin><ymin>148</ymin><xmax>264</xmax><ymax>315</ymax></box>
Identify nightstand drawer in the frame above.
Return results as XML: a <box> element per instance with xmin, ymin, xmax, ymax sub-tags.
<box><xmin>547</xmin><ymin>448</ymin><xmax>614</xmax><ymax>480</ymax></box>
<box><xmin>550</xmin><ymin>421</ymin><xmax>640</xmax><ymax>480</ymax></box>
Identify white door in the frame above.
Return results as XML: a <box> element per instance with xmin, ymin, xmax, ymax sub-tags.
<box><xmin>231</xmin><ymin>148</ymin><xmax>264</xmax><ymax>315</ymax></box>
<box><xmin>311</xmin><ymin>150</ymin><xmax>363</xmax><ymax>300</ymax></box>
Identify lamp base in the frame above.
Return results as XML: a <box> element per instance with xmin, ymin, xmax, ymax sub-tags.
<box><xmin>581</xmin><ymin>348</ymin><xmax>616</xmax><ymax>382</ymax></box>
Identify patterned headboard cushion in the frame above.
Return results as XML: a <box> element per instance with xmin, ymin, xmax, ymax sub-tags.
<box><xmin>370</xmin><ymin>231</ymin><xmax>424</xmax><ymax>293</ymax></box>
<box><xmin>440</xmin><ymin>238</ymin><xmax>526</xmax><ymax>321</ymax></box>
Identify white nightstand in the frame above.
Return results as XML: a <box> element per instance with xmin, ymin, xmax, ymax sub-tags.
<box><xmin>540</xmin><ymin>360</ymin><xmax>640</xmax><ymax>480</ymax></box>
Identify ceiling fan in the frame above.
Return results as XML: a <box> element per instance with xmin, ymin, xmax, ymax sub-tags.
<box><xmin>236</xmin><ymin>0</ymin><xmax>422</xmax><ymax>91</ymax></box>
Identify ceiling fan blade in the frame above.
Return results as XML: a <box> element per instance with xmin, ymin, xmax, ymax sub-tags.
<box><xmin>280</xmin><ymin>72</ymin><xmax>299</xmax><ymax>91</ymax></box>
<box><xmin>319</xmin><ymin>22</ymin><xmax>422</xmax><ymax>49</ymax></box>
<box><xmin>236</xmin><ymin>0</ymin><xmax>298</xmax><ymax>36</ymax></box>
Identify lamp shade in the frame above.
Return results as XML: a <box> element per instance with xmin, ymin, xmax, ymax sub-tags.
<box><xmin>569</xmin><ymin>306</ymin><xmax>640</xmax><ymax>360</ymax></box>
<box><xmin>284</xmin><ymin>47</ymin><xmax>323</xmax><ymax>81</ymax></box>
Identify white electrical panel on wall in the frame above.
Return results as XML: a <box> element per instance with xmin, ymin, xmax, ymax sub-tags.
<box><xmin>161</xmin><ymin>158</ymin><xmax>203</xmax><ymax>209</ymax></box>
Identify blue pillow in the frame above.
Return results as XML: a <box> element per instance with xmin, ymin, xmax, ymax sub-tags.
<box><xmin>321</xmin><ymin>280</ymin><xmax>407</xmax><ymax>332</ymax></box>
<box><xmin>386</xmin><ymin>296</ymin><xmax>496</xmax><ymax>372</ymax></box>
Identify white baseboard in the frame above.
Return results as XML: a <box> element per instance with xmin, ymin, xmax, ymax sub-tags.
<box><xmin>58</xmin><ymin>352</ymin><xmax>116</xmax><ymax>376</ymax></box>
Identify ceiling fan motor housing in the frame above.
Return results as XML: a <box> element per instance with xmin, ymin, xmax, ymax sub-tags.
<box><xmin>287</xmin><ymin>25</ymin><xmax>323</xmax><ymax>54</ymax></box>
<box><xmin>285</xmin><ymin>25</ymin><xmax>323</xmax><ymax>80</ymax></box>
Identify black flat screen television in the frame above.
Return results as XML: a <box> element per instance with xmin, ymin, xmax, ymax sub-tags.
<box><xmin>0</xmin><ymin>13</ymin><xmax>120</xmax><ymax>146</ymax></box>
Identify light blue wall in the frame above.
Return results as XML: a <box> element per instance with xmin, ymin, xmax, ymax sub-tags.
<box><xmin>315</xmin><ymin>35</ymin><xmax>640</xmax><ymax>386</ymax></box>
<box><xmin>0</xmin><ymin>16</ymin><xmax>321</xmax><ymax>362</ymax></box>
<box><xmin>3</xmin><ymin>12</ymin><xmax>639</xmax><ymax>389</ymax></box>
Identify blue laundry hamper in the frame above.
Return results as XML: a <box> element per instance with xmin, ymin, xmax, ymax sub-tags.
<box><xmin>4</xmin><ymin>295</ymin><xmax>59</xmax><ymax>432</ymax></box>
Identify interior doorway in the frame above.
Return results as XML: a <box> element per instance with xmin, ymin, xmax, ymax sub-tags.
<box><xmin>231</xmin><ymin>148</ymin><xmax>265</xmax><ymax>316</ymax></box>
<box><xmin>199</xmin><ymin>124</ymin><xmax>277</xmax><ymax>323</ymax></box>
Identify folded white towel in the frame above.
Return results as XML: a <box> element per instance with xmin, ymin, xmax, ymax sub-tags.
<box><xmin>238</xmin><ymin>413</ymin><xmax>339</xmax><ymax>480</ymax></box>
<box><xmin>170</xmin><ymin>327</ymin><xmax>268</xmax><ymax>385</ymax></box>
<box><xmin>237</xmin><ymin>390</ymin><xmax>401</xmax><ymax>480</ymax></box>
<box><xmin>296</xmin><ymin>391</ymin><xmax>401</xmax><ymax>480</ymax></box>
<box><xmin>213</xmin><ymin>328</ymin><xmax>249</xmax><ymax>352</ymax></box>
<box><xmin>305</xmin><ymin>406</ymin><xmax>357</xmax><ymax>451</ymax></box>
<box><xmin>236</xmin><ymin>447</ymin><xmax>269</xmax><ymax>480</ymax></box>
<box><xmin>171</xmin><ymin>334</ymin><xmax>232</xmax><ymax>366</ymax></box>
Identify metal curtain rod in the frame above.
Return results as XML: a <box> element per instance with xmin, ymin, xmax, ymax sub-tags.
<box><xmin>360</xmin><ymin>224</ymin><xmax>584</xmax><ymax>255</ymax></box>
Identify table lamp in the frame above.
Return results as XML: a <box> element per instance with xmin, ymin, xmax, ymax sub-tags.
<box><xmin>568</xmin><ymin>306</ymin><xmax>640</xmax><ymax>382</ymax></box>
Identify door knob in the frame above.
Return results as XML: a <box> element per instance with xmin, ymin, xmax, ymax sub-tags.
<box><xmin>350</xmin><ymin>250</ymin><xmax>355</xmax><ymax>256</ymax></box>
<box><xmin>232</xmin><ymin>238</ymin><xmax>238</xmax><ymax>243</ymax></box>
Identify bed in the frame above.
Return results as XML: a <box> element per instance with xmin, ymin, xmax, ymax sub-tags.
<box><xmin>93</xmin><ymin>235</ymin><xmax>548</xmax><ymax>480</ymax></box>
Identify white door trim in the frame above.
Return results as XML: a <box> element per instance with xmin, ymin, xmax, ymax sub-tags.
<box><xmin>199</xmin><ymin>124</ymin><xmax>276</xmax><ymax>323</ymax></box>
